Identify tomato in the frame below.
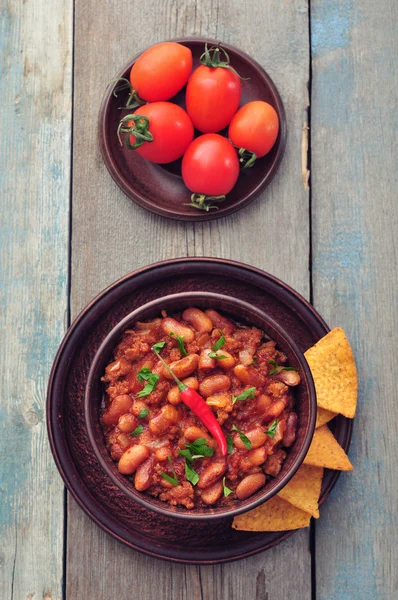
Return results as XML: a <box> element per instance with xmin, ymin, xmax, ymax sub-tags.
<box><xmin>182</xmin><ymin>134</ymin><xmax>240</xmax><ymax>197</ymax></box>
<box><xmin>129</xmin><ymin>42</ymin><xmax>192</xmax><ymax>102</ymax></box>
<box><xmin>185</xmin><ymin>45</ymin><xmax>241</xmax><ymax>133</ymax></box>
<box><xmin>228</xmin><ymin>101</ymin><xmax>279</xmax><ymax>159</ymax></box>
<box><xmin>119</xmin><ymin>103</ymin><xmax>194</xmax><ymax>164</ymax></box>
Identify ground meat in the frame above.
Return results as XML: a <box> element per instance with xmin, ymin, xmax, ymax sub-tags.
<box><xmin>124</xmin><ymin>341</ymin><xmax>151</xmax><ymax>361</ymax></box>
<box><xmin>264</xmin><ymin>449</ymin><xmax>287</xmax><ymax>477</ymax></box>
<box><xmin>159</xmin><ymin>481</ymin><xmax>194</xmax><ymax>509</ymax></box>
<box><xmin>267</xmin><ymin>381</ymin><xmax>289</xmax><ymax>398</ymax></box>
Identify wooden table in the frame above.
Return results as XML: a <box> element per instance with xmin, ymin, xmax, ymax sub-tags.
<box><xmin>1</xmin><ymin>0</ymin><xmax>397</xmax><ymax>598</ymax></box>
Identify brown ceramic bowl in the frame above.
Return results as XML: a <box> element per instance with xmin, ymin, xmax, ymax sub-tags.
<box><xmin>85</xmin><ymin>291</ymin><xmax>316</xmax><ymax>521</ymax></box>
<box><xmin>98</xmin><ymin>38</ymin><xmax>287</xmax><ymax>221</ymax></box>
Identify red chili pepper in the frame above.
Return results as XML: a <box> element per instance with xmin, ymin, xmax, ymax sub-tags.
<box><xmin>153</xmin><ymin>345</ymin><xmax>227</xmax><ymax>456</ymax></box>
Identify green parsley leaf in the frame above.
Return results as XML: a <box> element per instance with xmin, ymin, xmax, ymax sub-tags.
<box><xmin>170</xmin><ymin>332</ymin><xmax>188</xmax><ymax>356</ymax></box>
<box><xmin>264</xmin><ymin>419</ymin><xmax>278</xmax><ymax>438</ymax></box>
<box><xmin>185</xmin><ymin>461</ymin><xmax>200</xmax><ymax>486</ymax></box>
<box><xmin>231</xmin><ymin>424</ymin><xmax>252</xmax><ymax>449</ymax></box>
<box><xmin>208</xmin><ymin>352</ymin><xmax>228</xmax><ymax>359</ymax></box>
<box><xmin>136</xmin><ymin>368</ymin><xmax>159</xmax><ymax>397</ymax></box>
<box><xmin>160</xmin><ymin>472</ymin><xmax>179</xmax><ymax>486</ymax></box>
<box><xmin>227</xmin><ymin>434</ymin><xmax>234</xmax><ymax>455</ymax></box>
<box><xmin>268</xmin><ymin>359</ymin><xmax>298</xmax><ymax>376</ymax></box>
<box><xmin>222</xmin><ymin>476</ymin><xmax>233</xmax><ymax>497</ymax></box>
<box><xmin>178</xmin><ymin>449</ymin><xmax>193</xmax><ymax>462</ymax></box>
<box><xmin>137</xmin><ymin>407</ymin><xmax>149</xmax><ymax>419</ymax></box>
<box><xmin>137</xmin><ymin>367</ymin><xmax>153</xmax><ymax>382</ymax></box>
<box><xmin>160</xmin><ymin>455</ymin><xmax>179</xmax><ymax>486</ymax></box>
<box><xmin>232</xmin><ymin>387</ymin><xmax>256</xmax><ymax>405</ymax></box>
<box><xmin>137</xmin><ymin>378</ymin><xmax>159</xmax><ymax>397</ymax></box>
<box><xmin>153</xmin><ymin>341</ymin><xmax>167</xmax><ymax>353</ymax></box>
<box><xmin>211</xmin><ymin>331</ymin><xmax>226</xmax><ymax>352</ymax></box>
<box><xmin>178</xmin><ymin>439</ymin><xmax>214</xmax><ymax>465</ymax></box>
<box><xmin>186</xmin><ymin>438</ymin><xmax>214</xmax><ymax>458</ymax></box>
<box><xmin>129</xmin><ymin>425</ymin><xmax>144</xmax><ymax>437</ymax></box>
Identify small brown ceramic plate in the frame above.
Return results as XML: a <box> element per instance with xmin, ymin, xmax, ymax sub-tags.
<box><xmin>47</xmin><ymin>258</ymin><xmax>352</xmax><ymax>564</ymax></box>
<box><xmin>98</xmin><ymin>38</ymin><xmax>287</xmax><ymax>221</ymax></box>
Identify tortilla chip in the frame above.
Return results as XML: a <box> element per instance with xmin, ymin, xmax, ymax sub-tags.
<box><xmin>304</xmin><ymin>425</ymin><xmax>353</xmax><ymax>470</ymax></box>
<box><xmin>305</xmin><ymin>328</ymin><xmax>357</xmax><ymax>418</ymax></box>
<box><xmin>232</xmin><ymin>496</ymin><xmax>311</xmax><ymax>532</ymax></box>
<box><xmin>277</xmin><ymin>465</ymin><xmax>323</xmax><ymax>518</ymax></box>
<box><xmin>316</xmin><ymin>407</ymin><xmax>337</xmax><ymax>428</ymax></box>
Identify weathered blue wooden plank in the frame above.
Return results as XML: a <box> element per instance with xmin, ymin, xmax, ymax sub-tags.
<box><xmin>311</xmin><ymin>0</ymin><xmax>397</xmax><ymax>598</ymax></box>
<box><xmin>0</xmin><ymin>0</ymin><xmax>72</xmax><ymax>597</ymax></box>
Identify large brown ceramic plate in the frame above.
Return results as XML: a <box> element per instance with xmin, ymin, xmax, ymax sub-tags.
<box><xmin>47</xmin><ymin>258</ymin><xmax>353</xmax><ymax>564</ymax></box>
<box><xmin>98</xmin><ymin>38</ymin><xmax>287</xmax><ymax>221</ymax></box>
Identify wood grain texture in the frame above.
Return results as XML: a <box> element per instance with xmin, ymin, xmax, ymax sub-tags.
<box><xmin>69</xmin><ymin>0</ymin><xmax>311</xmax><ymax>598</ymax></box>
<box><xmin>0</xmin><ymin>0</ymin><xmax>72</xmax><ymax>598</ymax></box>
<box><xmin>311</xmin><ymin>0</ymin><xmax>398</xmax><ymax>597</ymax></box>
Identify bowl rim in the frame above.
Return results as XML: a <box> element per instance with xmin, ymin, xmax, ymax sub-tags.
<box><xmin>84</xmin><ymin>291</ymin><xmax>316</xmax><ymax>521</ymax></box>
<box><xmin>98</xmin><ymin>36</ymin><xmax>287</xmax><ymax>222</ymax></box>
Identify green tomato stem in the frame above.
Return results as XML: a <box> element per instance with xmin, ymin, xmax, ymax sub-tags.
<box><xmin>199</xmin><ymin>43</ymin><xmax>246</xmax><ymax>79</ymax></box>
<box><xmin>188</xmin><ymin>194</ymin><xmax>226</xmax><ymax>212</ymax></box>
<box><xmin>117</xmin><ymin>113</ymin><xmax>154</xmax><ymax>150</ymax></box>
<box><xmin>110</xmin><ymin>77</ymin><xmax>145</xmax><ymax>110</ymax></box>
<box><xmin>238</xmin><ymin>147</ymin><xmax>257</xmax><ymax>169</ymax></box>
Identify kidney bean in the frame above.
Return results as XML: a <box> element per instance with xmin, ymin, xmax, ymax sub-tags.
<box><xmin>246</xmin><ymin>445</ymin><xmax>267</xmax><ymax>466</ymax></box>
<box><xmin>117</xmin><ymin>413</ymin><xmax>138</xmax><ymax>433</ymax></box>
<box><xmin>134</xmin><ymin>457</ymin><xmax>155</xmax><ymax>491</ymax></box>
<box><xmin>102</xmin><ymin>394</ymin><xmax>133</xmax><ymax>426</ymax></box>
<box><xmin>282</xmin><ymin>412</ymin><xmax>298</xmax><ymax>447</ymax></box>
<box><xmin>162</xmin><ymin>317</ymin><xmax>195</xmax><ymax>342</ymax></box>
<box><xmin>205</xmin><ymin>309</ymin><xmax>235</xmax><ymax>334</ymax></box>
<box><xmin>199</xmin><ymin>374</ymin><xmax>231</xmax><ymax>398</ymax></box>
<box><xmin>183</xmin><ymin>376</ymin><xmax>199</xmax><ymax>390</ymax></box>
<box><xmin>200</xmin><ymin>480</ymin><xmax>223</xmax><ymax>505</ymax></box>
<box><xmin>155</xmin><ymin>445</ymin><xmax>170</xmax><ymax>461</ymax></box>
<box><xmin>183</xmin><ymin>426</ymin><xmax>211</xmax><ymax>442</ymax></box>
<box><xmin>199</xmin><ymin>349</ymin><xmax>216</xmax><ymax>371</ymax></box>
<box><xmin>167</xmin><ymin>386</ymin><xmax>181</xmax><ymax>405</ymax></box>
<box><xmin>182</xmin><ymin>308</ymin><xmax>213</xmax><ymax>333</ymax></box>
<box><xmin>168</xmin><ymin>377</ymin><xmax>199</xmax><ymax>405</ymax></box>
<box><xmin>264</xmin><ymin>399</ymin><xmax>286</xmax><ymax>420</ymax></box>
<box><xmin>161</xmin><ymin>404</ymin><xmax>180</xmax><ymax>423</ymax></box>
<box><xmin>214</xmin><ymin>351</ymin><xmax>235</xmax><ymax>370</ymax></box>
<box><xmin>235</xmin><ymin>473</ymin><xmax>266</xmax><ymax>500</ymax></box>
<box><xmin>164</xmin><ymin>354</ymin><xmax>199</xmax><ymax>380</ymax></box>
<box><xmin>234</xmin><ymin>364</ymin><xmax>265</xmax><ymax>387</ymax></box>
<box><xmin>197</xmin><ymin>461</ymin><xmax>227</xmax><ymax>489</ymax></box>
<box><xmin>148</xmin><ymin>412</ymin><xmax>171</xmax><ymax>435</ymax></box>
<box><xmin>274</xmin><ymin>370</ymin><xmax>301</xmax><ymax>386</ymax></box>
<box><xmin>118</xmin><ymin>445</ymin><xmax>150</xmax><ymax>475</ymax></box>
<box><xmin>234</xmin><ymin>426</ymin><xmax>267</xmax><ymax>450</ymax></box>
<box><xmin>257</xmin><ymin>394</ymin><xmax>272</xmax><ymax>413</ymax></box>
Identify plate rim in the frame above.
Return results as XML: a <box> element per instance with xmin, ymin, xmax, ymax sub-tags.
<box><xmin>46</xmin><ymin>257</ymin><xmax>353</xmax><ymax>563</ymax></box>
<box><xmin>98</xmin><ymin>37</ymin><xmax>287</xmax><ymax>222</ymax></box>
